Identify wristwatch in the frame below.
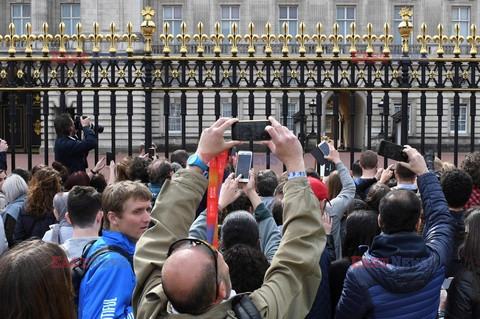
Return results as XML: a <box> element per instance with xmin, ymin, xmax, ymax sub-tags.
<box><xmin>187</xmin><ymin>154</ymin><xmax>208</xmax><ymax>171</ymax></box>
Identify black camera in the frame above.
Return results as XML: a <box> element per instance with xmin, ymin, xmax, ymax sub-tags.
<box><xmin>75</xmin><ymin>116</ymin><xmax>104</xmax><ymax>133</ymax></box>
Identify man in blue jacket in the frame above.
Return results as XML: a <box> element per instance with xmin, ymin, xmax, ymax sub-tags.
<box><xmin>54</xmin><ymin>113</ymin><xmax>97</xmax><ymax>174</ymax></box>
<box><xmin>336</xmin><ymin>145</ymin><xmax>454</xmax><ymax>319</ymax></box>
<box><xmin>78</xmin><ymin>180</ymin><xmax>152</xmax><ymax>319</ymax></box>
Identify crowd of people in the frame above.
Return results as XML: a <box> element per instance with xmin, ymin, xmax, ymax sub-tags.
<box><xmin>0</xmin><ymin>113</ymin><xmax>479</xmax><ymax>318</ymax></box>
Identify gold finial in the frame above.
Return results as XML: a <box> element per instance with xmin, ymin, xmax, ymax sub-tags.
<box><xmin>416</xmin><ymin>23</ymin><xmax>431</xmax><ymax>54</ymax></box>
<box><xmin>295</xmin><ymin>22</ymin><xmax>309</xmax><ymax>55</ymax></box>
<box><xmin>141</xmin><ymin>6</ymin><xmax>156</xmax><ymax>54</ymax></box>
<box><xmin>329</xmin><ymin>23</ymin><xmax>343</xmax><ymax>55</ymax></box>
<box><xmin>105</xmin><ymin>22</ymin><xmax>120</xmax><ymax>54</ymax></box>
<box><xmin>193</xmin><ymin>22</ymin><xmax>208</xmax><ymax>54</ymax></box>
<box><xmin>38</xmin><ymin>23</ymin><xmax>53</xmax><ymax>54</ymax></box>
<box><xmin>379</xmin><ymin>23</ymin><xmax>394</xmax><ymax>54</ymax></box>
<box><xmin>346</xmin><ymin>22</ymin><xmax>360</xmax><ymax>54</ymax></box>
<box><xmin>278</xmin><ymin>22</ymin><xmax>292</xmax><ymax>54</ymax></box>
<box><xmin>55</xmin><ymin>22</ymin><xmax>70</xmax><ymax>54</ymax></box>
<box><xmin>362</xmin><ymin>23</ymin><xmax>377</xmax><ymax>54</ymax></box>
<box><xmin>227</xmin><ymin>22</ymin><xmax>242</xmax><ymax>55</ymax></box>
<box><xmin>397</xmin><ymin>7</ymin><xmax>413</xmax><ymax>53</ymax></box>
<box><xmin>122</xmin><ymin>22</ymin><xmax>138</xmax><ymax>54</ymax></box>
<box><xmin>433</xmin><ymin>23</ymin><xmax>448</xmax><ymax>56</ymax></box>
<box><xmin>0</xmin><ymin>35</ymin><xmax>2</xmax><ymax>43</ymax></box>
<box><xmin>244</xmin><ymin>22</ymin><xmax>258</xmax><ymax>54</ymax></box>
<box><xmin>71</xmin><ymin>23</ymin><xmax>87</xmax><ymax>53</ymax></box>
<box><xmin>176</xmin><ymin>22</ymin><xmax>191</xmax><ymax>54</ymax></box>
<box><xmin>466</xmin><ymin>24</ymin><xmax>480</xmax><ymax>56</ymax></box>
<box><xmin>261</xmin><ymin>22</ymin><xmax>275</xmax><ymax>55</ymax></box>
<box><xmin>89</xmin><ymin>22</ymin><xmax>103</xmax><ymax>53</ymax></box>
<box><xmin>312</xmin><ymin>23</ymin><xmax>327</xmax><ymax>55</ymax></box>
<box><xmin>21</xmin><ymin>22</ymin><xmax>36</xmax><ymax>55</ymax></box>
<box><xmin>159</xmin><ymin>22</ymin><xmax>174</xmax><ymax>54</ymax></box>
<box><xmin>450</xmin><ymin>23</ymin><xmax>465</xmax><ymax>55</ymax></box>
<box><xmin>210</xmin><ymin>22</ymin><xmax>225</xmax><ymax>54</ymax></box>
<box><xmin>4</xmin><ymin>23</ymin><xmax>20</xmax><ymax>55</ymax></box>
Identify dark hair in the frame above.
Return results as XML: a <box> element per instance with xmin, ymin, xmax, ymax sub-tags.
<box><xmin>360</xmin><ymin>150</ymin><xmax>378</xmax><ymax>170</ymax></box>
<box><xmin>148</xmin><ymin>159</ymin><xmax>173</xmax><ymax>184</ymax></box>
<box><xmin>342</xmin><ymin>210</ymin><xmax>380</xmax><ymax>258</ymax></box>
<box><xmin>224</xmin><ymin>244</ymin><xmax>269</xmax><ymax>293</ymax></box>
<box><xmin>459</xmin><ymin>208</ymin><xmax>480</xmax><ymax>275</ymax></box>
<box><xmin>170</xmin><ymin>149</ymin><xmax>189</xmax><ymax>168</ymax></box>
<box><xmin>0</xmin><ymin>240</ymin><xmax>75</xmax><ymax>319</ymax></box>
<box><xmin>351</xmin><ymin>160</ymin><xmax>362</xmax><ymax>178</ymax></box>
<box><xmin>128</xmin><ymin>156</ymin><xmax>151</xmax><ymax>184</ymax></box>
<box><xmin>102</xmin><ymin>180</ymin><xmax>152</xmax><ymax>230</ymax></box>
<box><xmin>379</xmin><ymin>189</ymin><xmax>422</xmax><ymax>234</ymax></box>
<box><xmin>116</xmin><ymin>156</ymin><xmax>133</xmax><ymax>182</ymax></box>
<box><xmin>461</xmin><ymin>151</ymin><xmax>480</xmax><ymax>187</ymax></box>
<box><xmin>65</xmin><ymin>171</ymin><xmax>90</xmax><ymax>191</ymax></box>
<box><xmin>31</xmin><ymin>163</ymin><xmax>47</xmax><ymax>177</ymax></box>
<box><xmin>365</xmin><ymin>183</ymin><xmax>391</xmax><ymax>213</ymax></box>
<box><xmin>52</xmin><ymin>161</ymin><xmax>69</xmax><ymax>187</ymax></box>
<box><xmin>306</xmin><ymin>167</ymin><xmax>321</xmax><ymax>180</ymax></box>
<box><xmin>226</xmin><ymin>192</ymin><xmax>252</xmax><ymax>214</ymax></box>
<box><xmin>441</xmin><ymin>169</ymin><xmax>473</xmax><ymax>209</ymax></box>
<box><xmin>11</xmin><ymin>168</ymin><xmax>32</xmax><ymax>184</ymax></box>
<box><xmin>395</xmin><ymin>163</ymin><xmax>416</xmax><ymax>181</ymax></box>
<box><xmin>54</xmin><ymin>113</ymin><xmax>73</xmax><ymax>136</ymax></box>
<box><xmin>26</xmin><ymin>167</ymin><xmax>61</xmax><ymax>219</ymax></box>
<box><xmin>68</xmin><ymin>186</ymin><xmax>102</xmax><ymax>228</ymax></box>
<box><xmin>272</xmin><ymin>201</ymin><xmax>283</xmax><ymax>226</ymax></box>
<box><xmin>89</xmin><ymin>173</ymin><xmax>108</xmax><ymax>193</ymax></box>
<box><xmin>221</xmin><ymin>211</ymin><xmax>259</xmax><ymax>251</ymax></box>
<box><xmin>256</xmin><ymin>169</ymin><xmax>278</xmax><ymax>197</ymax></box>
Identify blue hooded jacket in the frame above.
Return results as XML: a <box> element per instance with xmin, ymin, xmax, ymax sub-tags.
<box><xmin>78</xmin><ymin>230</ymin><xmax>136</xmax><ymax>319</ymax></box>
<box><xmin>336</xmin><ymin>172</ymin><xmax>453</xmax><ymax>319</ymax></box>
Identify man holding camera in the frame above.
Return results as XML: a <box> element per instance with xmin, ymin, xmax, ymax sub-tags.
<box><xmin>54</xmin><ymin>113</ymin><xmax>98</xmax><ymax>174</ymax></box>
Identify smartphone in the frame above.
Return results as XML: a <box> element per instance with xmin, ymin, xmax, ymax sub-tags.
<box><xmin>235</xmin><ymin>151</ymin><xmax>253</xmax><ymax>182</ymax></box>
<box><xmin>106</xmin><ymin>152</ymin><xmax>115</xmax><ymax>165</ymax></box>
<box><xmin>310</xmin><ymin>141</ymin><xmax>330</xmax><ymax>166</ymax></box>
<box><xmin>378</xmin><ymin>140</ymin><xmax>409</xmax><ymax>162</ymax></box>
<box><xmin>231</xmin><ymin>120</ymin><xmax>271</xmax><ymax>141</ymax></box>
<box><xmin>148</xmin><ymin>147</ymin><xmax>156</xmax><ymax>159</ymax></box>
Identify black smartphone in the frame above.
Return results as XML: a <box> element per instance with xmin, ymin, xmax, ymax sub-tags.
<box><xmin>148</xmin><ymin>147</ymin><xmax>156</xmax><ymax>159</ymax></box>
<box><xmin>235</xmin><ymin>151</ymin><xmax>253</xmax><ymax>182</ymax></box>
<box><xmin>106</xmin><ymin>152</ymin><xmax>115</xmax><ymax>165</ymax></box>
<box><xmin>378</xmin><ymin>140</ymin><xmax>409</xmax><ymax>162</ymax></box>
<box><xmin>310</xmin><ymin>141</ymin><xmax>331</xmax><ymax>166</ymax></box>
<box><xmin>231</xmin><ymin>120</ymin><xmax>271</xmax><ymax>141</ymax></box>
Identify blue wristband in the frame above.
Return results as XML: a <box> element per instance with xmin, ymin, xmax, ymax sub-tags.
<box><xmin>287</xmin><ymin>171</ymin><xmax>307</xmax><ymax>180</ymax></box>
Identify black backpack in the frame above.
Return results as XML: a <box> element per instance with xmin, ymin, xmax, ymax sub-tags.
<box><xmin>70</xmin><ymin>240</ymin><xmax>134</xmax><ymax>308</ymax></box>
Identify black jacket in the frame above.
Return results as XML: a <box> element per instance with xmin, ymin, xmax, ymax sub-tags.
<box><xmin>445</xmin><ymin>267</ymin><xmax>480</xmax><ymax>319</ymax></box>
<box><xmin>54</xmin><ymin>126</ymin><xmax>97</xmax><ymax>173</ymax></box>
<box><xmin>13</xmin><ymin>204</ymin><xmax>56</xmax><ymax>242</ymax></box>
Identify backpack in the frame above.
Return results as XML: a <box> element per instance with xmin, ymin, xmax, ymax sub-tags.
<box><xmin>70</xmin><ymin>240</ymin><xmax>134</xmax><ymax>308</ymax></box>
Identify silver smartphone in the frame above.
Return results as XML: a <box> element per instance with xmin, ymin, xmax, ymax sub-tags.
<box><xmin>235</xmin><ymin>151</ymin><xmax>253</xmax><ymax>183</ymax></box>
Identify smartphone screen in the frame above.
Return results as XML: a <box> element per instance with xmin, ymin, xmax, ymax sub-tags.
<box><xmin>231</xmin><ymin>120</ymin><xmax>271</xmax><ymax>141</ymax></box>
<box><xmin>318</xmin><ymin>141</ymin><xmax>330</xmax><ymax>156</ymax></box>
<box><xmin>235</xmin><ymin>151</ymin><xmax>252</xmax><ymax>182</ymax></box>
<box><xmin>310</xmin><ymin>141</ymin><xmax>330</xmax><ymax>165</ymax></box>
<box><xmin>148</xmin><ymin>147</ymin><xmax>156</xmax><ymax>159</ymax></box>
<box><xmin>378</xmin><ymin>140</ymin><xmax>409</xmax><ymax>162</ymax></box>
<box><xmin>106</xmin><ymin>152</ymin><xmax>115</xmax><ymax>165</ymax></box>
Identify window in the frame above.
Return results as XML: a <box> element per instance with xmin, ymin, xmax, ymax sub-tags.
<box><xmin>279</xmin><ymin>6</ymin><xmax>298</xmax><ymax>38</ymax></box>
<box><xmin>222</xmin><ymin>102</ymin><xmax>232</xmax><ymax>118</ymax></box>
<box><xmin>163</xmin><ymin>6</ymin><xmax>182</xmax><ymax>39</ymax></box>
<box><xmin>450</xmin><ymin>104</ymin><xmax>467</xmax><ymax>133</ymax></box>
<box><xmin>11</xmin><ymin>4</ymin><xmax>30</xmax><ymax>35</ymax></box>
<box><xmin>169</xmin><ymin>104</ymin><xmax>181</xmax><ymax>132</ymax></box>
<box><xmin>336</xmin><ymin>6</ymin><xmax>355</xmax><ymax>41</ymax></box>
<box><xmin>221</xmin><ymin>6</ymin><xmax>239</xmax><ymax>36</ymax></box>
<box><xmin>452</xmin><ymin>7</ymin><xmax>470</xmax><ymax>38</ymax></box>
<box><xmin>393</xmin><ymin>6</ymin><xmax>413</xmax><ymax>45</ymax></box>
<box><xmin>286</xmin><ymin>103</ymin><xmax>296</xmax><ymax>130</ymax></box>
<box><xmin>394</xmin><ymin>104</ymin><xmax>411</xmax><ymax>133</ymax></box>
<box><xmin>61</xmin><ymin>4</ymin><xmax>81</xmax><ymax>36</ymax></box>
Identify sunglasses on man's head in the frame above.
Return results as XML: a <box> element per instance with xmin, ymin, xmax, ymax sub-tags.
<box><xmin>167</xmin><ymin>237</ymin><xmax>219</xmax><ymax>299</ymax></box>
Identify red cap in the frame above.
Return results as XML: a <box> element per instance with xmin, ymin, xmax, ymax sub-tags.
<box><xmin>307</xmin><ymin>176</ymin><xmax>331</xmax><ymax>205</ymax></box>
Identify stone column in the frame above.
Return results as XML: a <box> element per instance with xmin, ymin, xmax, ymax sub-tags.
<box><xmin>31</xmin><ymin>0</ymin><xmax>48</xmax><ymax>34</ymax></box>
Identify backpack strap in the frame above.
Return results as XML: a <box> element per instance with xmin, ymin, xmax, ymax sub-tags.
<box><xmin>51</xmin><ymin>224</ymin><xmax>61</xmax><ymax>244</ymax></box>
<box><xmin>85</xmin><ymin>245</ymin><xmax>134</xmax><ymax>271</ymax></box>
<box><xmin>233</xmin><ymin>295</ymin><xmax>261</xmax><ymax>319</ymax></box>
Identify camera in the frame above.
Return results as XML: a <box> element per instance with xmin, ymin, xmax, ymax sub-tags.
<box><xmin>75</xmin><ymin>116</ymin><xmax>104</xmax><ymax>133</ymax></box>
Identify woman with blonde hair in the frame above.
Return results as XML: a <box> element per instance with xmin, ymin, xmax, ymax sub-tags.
<box><xmin>13</xmin><ymin>167</ymin><xmax>61</xmax><ymax>242</ymax></box>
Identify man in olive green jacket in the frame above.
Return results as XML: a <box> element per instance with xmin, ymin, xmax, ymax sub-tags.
<box><xmin>133</xmin><ymin>117</ymin><xmax>326</xmax><ymax>318</ymax></box>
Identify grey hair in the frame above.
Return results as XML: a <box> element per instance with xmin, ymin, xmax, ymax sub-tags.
<box><xmin>3</xmin><ymin>174</ymin><xmax>28</xmax><ymax>203</ymax></box>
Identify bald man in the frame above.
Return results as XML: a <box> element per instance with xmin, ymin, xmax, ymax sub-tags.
<box><xmin>133</xmin><ymin>117</ymin><xmax>326</xmax><ymax>318</ymax></box>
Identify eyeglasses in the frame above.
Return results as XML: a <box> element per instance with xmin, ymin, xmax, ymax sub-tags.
<box><xmin>167</xmin><ymin>237</ymin><xmax>219</xmax><ymax>300</ymax></box>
